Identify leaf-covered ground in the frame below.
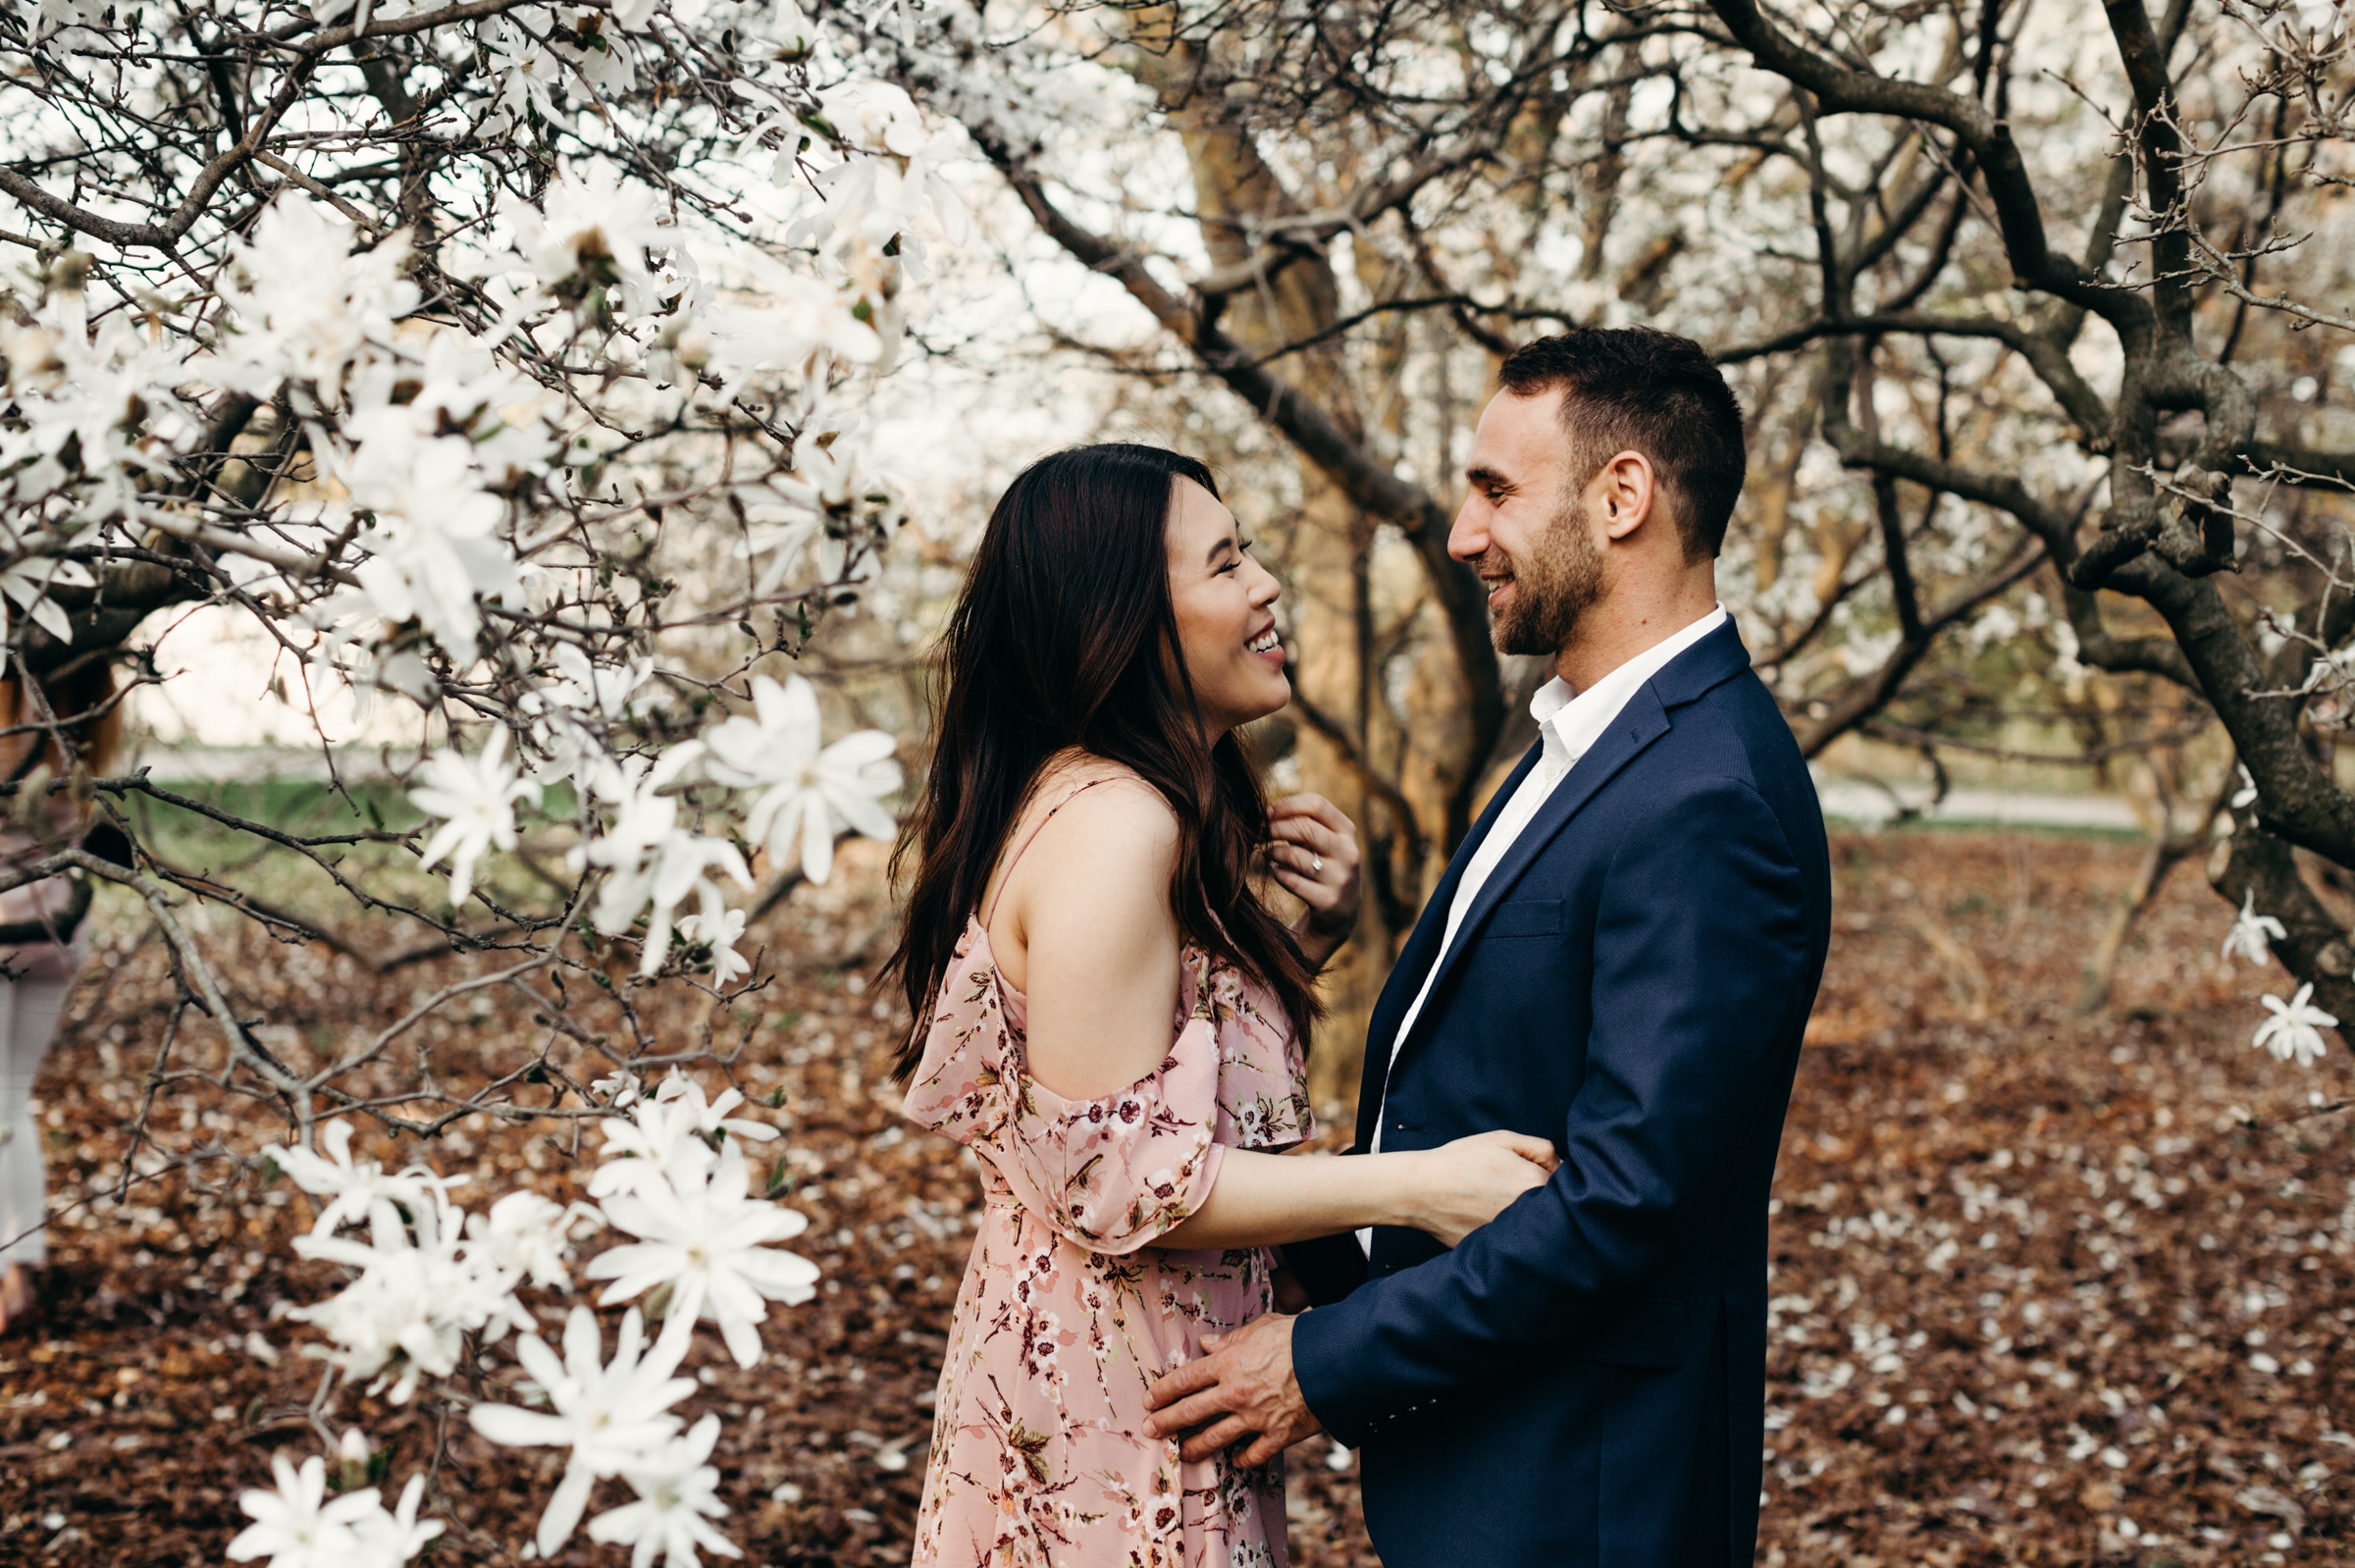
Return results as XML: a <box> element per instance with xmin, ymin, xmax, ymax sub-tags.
<box><xmin>1</xmin><ymin>829</ymin><xmax>2349</xmax><ymax>1567</ymax></box>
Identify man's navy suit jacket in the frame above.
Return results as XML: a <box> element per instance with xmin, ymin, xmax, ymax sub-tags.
<box><xmin>1286</xmin><ymin>620</ymin><xmax>1831</xmax><ymax>1568</ymax></box>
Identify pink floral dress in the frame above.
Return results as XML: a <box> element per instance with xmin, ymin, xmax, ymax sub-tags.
<box><xmin>903</xmin><ymin>835</ymin><xmax>1313</xmax><ymax>1568</ymax></box>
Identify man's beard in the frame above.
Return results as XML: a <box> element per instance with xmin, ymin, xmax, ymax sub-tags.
<box><xmin>1486</xmin><ymin>493</ymin><xmax>1606</xmax><ymax>656</ymax></box>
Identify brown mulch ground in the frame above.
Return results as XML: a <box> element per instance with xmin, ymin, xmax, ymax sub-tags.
<box><xmin>0</xmin><ymin>829</ymin><xmax>2350</xmax><ymax>1567</ymax></box>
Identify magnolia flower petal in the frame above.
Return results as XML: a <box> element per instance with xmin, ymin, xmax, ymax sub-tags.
<box><xmin>538</xmin><ymin>1462</ymin><xmax>598</xmax><ymax>1556</ymax></box>
<box><xmin>800</xmin><ymin>793</ymin><xmax>838</xmax><ymax>884</ymax></box>
<box><xmin>468</xmin><ymin>1393</ymin><xmax>574</xmax><ymax>1450</ymax></box>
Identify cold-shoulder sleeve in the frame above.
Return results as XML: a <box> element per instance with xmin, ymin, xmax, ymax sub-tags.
<box><xmin>903</xmin><ymin>939</ymin><xmax>1227</xmax><ymax>1255</ymax></box>
<box><xmin>994</xmin><ymin>1017</ymin><xmax>1226</xmax><ymax>1253</ymax></box>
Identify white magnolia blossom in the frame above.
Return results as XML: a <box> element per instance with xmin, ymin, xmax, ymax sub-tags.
<box><xmin>354</xmin><ymin>1477</ymin><xmax>445</xmax><ymax>1567</ymax></box>
<box><xmin>228</xmin><ymin>1454</ymin><xmax>439</xmax><ymax>1568</ymax></box>
<box><xmin>580</xmin><ymin>746</ymin><xmax>756</xmax><ymax>975</ymax></box>
<box><xmin>0</xmin><ymin>526</ymin><xmax>96</xmax><ymax>644</ymax></box>
<box><xmin>470</xmin><ymin>1307</ymin><xmax>698</xmax><ymax>1556</ymax></box>
<box><xmin>345</xmin><ymin>332</ymin><xmax>554</xmax><ymax>489</ymax></box>
<box><xmin>811</xmin><ymin>79</ymin><xmax>969</xmax><ymax>248</ymax></box>
<box><xmin>288</xmin><ymin>1184</ymin><xmax>533</xmax><ymax>1402</ymax></box>
<box><xmin>2253</xmin><ymin>982</ymin><xmax>2336</xmax><ymax>1067</ymax></box>
<box><xmin>735</xmin><ymin>504</ymin><xmax>821</xmax><ymax>600</ymax></box>
<box><xmin>19</xmin><ymin>0</ymin><xmax>947</xmax><ymax>1554</ymax></box>
<box><xmin>676</xmin><ymin>896</ymin><xmax>753</xmax><ymax>988</ymax></box>
<box><xmin>213</xmin><ymin>201</ymin><xmax>419</xmax><ymax>401</ymax></box>
<box><xmin>339</xmin><ymin>429</ymin><xmax>522</xmax><ymax>658</ymax></box>
<box><xmin>821</xmin><ymin>78</ymin><xmax>931</xmax><ymax>156</ymax></box>
<box><xmin>704</xmin><ymin>673</ymin><xmax>901</xmax><ymax>884</ymax></box>
<box><xmin>2285</xmin><ymin>0</ymin><xmax>2348</xmax><ymax>40</ymax></box>
<box><xmin>586</xmin><ymin>1414</ymin><xmax>742</xmax><ymax>1568</ymax></box>
<box><xmin>590</xmin><ymin>1070</ymin><xmax>775</xmax><ymax>1202</ymax></box>
<box><xmin>466</xmin><ymin>1189</ymin><xmax>599</xmax><ymax>1289</ymax></box>
<box><xmin>273</xmin><ymin>1069</ymin><xmax>823</xmax><ymax>1557</ymax></box>
<box><xmin>0</xmin><ymin>292</ymin><xmax>194</xmax><ymax>523</ymax></box>
<box><xmin>271</xmin><ymin>1120</ymin><xmax>453</xmax><ymax>1236</ymax></box>
<box><xmin>479</xmin><ymin>11</ymin><xmax>563</xmax><ymax>133</ymax></box>
<box><xmin>695</xmin><ymin>275</ymin><xmax>886</xmax><ymax>392</ymax></box>
<box><xmin>410</xmin><ymin>730</ymin><xmax>539</xmax><ymax>907</ymax></box>
<box><xmin>665</xmin><ymin>1070</ymin><xmax>780</xmax><ymax>1144</ymax></box>
<box><xmin>521</xmin><ymin>645</ymin><xmax>657</xmax><ymax>788</ymax></box>
<box><xmin>587</xmin><ymin>1136</ymin><xmax>819</xmax><ymax>1369</ymax></box>
<box><xmin>2221</xmin><ymin>892</ymin><xmax>2287</xmax><ymax>967</ymax></box>
<box><xmin>596</xmin><ymin>1069</ymin><xmax>647</xmax><ymax>1110</ymax></box>
<box><xmin>505</xmin><ymin>161</ymin><xmax>675</xmax><ymax>317</ymax></box>
<box><xmin>728</xmin><ymin>416</ymin><xmax>908</xmax><ymax>597</ymax></box>
<box><xmin>227</xmin><ymin>1455</ymin><xmax>379</xmax><ymax>1568</ymax></box>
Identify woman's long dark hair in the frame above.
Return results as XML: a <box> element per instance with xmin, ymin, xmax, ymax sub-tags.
<box><xmin>884</xmin><ymin>443</ymin><xmax>1320</xmax><ymax>1081</ymax></box>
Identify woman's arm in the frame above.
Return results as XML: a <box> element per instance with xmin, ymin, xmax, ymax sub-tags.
<box><xmin>1008</xmin><ymin>781</ymin><xmax>1188</xmax><ymax>1098</ymax></box>
<box><xmin>1009</xmin><ymin>778</ymin><xmax>1551</xmax><ymax>1251</ymax></box>
<box><xmin>1160</xmin><ymin>1132</ymin><xmax>1556</xmax><ymax>1251</ymax></box>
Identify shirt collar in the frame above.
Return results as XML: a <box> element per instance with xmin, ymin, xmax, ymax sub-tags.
<box><xmin>1530</xmin><ymin>604</ymin><xmax>1729</xmax><ymax>773</ymax></box>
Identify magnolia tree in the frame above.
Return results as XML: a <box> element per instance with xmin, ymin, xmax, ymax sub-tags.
<box><xmin>1673</xmin><ymin>0</ymin><xmax>2355</xmax><ymax>1063</ymax></box>
<box><xmin>865</xmin><ymin>0</ymin><xmax>2355</xmax><ymax>1075</ymax></box>
<box><xmin>0</xmin><ymin>0</ymin><xmax>975</xmax><ymax>1555</ymax></box>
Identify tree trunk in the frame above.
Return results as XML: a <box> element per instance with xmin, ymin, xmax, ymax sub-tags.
<box><xmin>1128</xmin><ymin>36</ymin><xmax>1426</xmax><ymax>1108</ymax></box>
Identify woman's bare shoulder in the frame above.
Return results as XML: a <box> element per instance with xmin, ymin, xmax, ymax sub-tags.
<box><xmin>990</xmin><ymin>755</ymin><xmax>1181</xmax><ymax>992</ymax></box>
<box><xmin>983</xmin><ymin>753</ymin><xmax>1177</xmax><ymax>938</ymax></box>
<box><xmin>1028</xmin><ymin>752</ymin><xmax>1175</xmax><ymax>836</ymax></box>
<box><xmin>1027</xmin><ymin>755</ymin><xmax>1177</xmax><ymax>862</ymax></box>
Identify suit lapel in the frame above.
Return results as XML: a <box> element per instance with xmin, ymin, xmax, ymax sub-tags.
<box><xmin>1349</xmin><ymin>619</ymin><xmax>1757</xmax><ymax>1144</ymax></box>
<box><xmin>1352</xmin><ymin>741</ymin><xmax>1542</xmax><ymax>1150</ymax></box>
<box><xmin>1384</xmin><ymin>683</ymin><xmax>1673</xmax><ymax>1081</ymax></box>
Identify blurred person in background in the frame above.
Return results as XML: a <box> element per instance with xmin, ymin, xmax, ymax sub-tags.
<box><xmin>0</xmin><ymin>656</ymin><xmax>125</xmax><ymax>1335</ymax></box>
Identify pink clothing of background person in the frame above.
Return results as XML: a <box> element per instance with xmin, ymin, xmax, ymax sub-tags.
<box><xmin>902</xmin><ymin>910</ymin><xmax>1313</xmax><ymax>1568</ymax></box>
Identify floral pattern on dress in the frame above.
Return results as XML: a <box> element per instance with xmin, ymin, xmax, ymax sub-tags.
<box><xmin>903</xmin><ymin>915</ymin><xmax>1312</xmax><ymax>1567</ymax></box>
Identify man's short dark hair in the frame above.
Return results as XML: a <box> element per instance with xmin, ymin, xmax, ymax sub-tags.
<box><xmin>1495</xmin><ymin>328</ymin><xmax>1747</xmax><ymax>561</ymax></box>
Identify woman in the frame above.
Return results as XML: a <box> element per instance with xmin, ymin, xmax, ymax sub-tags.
<box><xmin>888</xmin><ymin>444</ymin><xmax>1555</xmax><ymax>1567</ymax></box>
<box><xmin>0</xmin><ymin>657</ymin><xmax>121</xmax><ymax>1334</ymax></box>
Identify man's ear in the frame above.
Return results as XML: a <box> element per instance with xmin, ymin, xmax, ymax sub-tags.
<box><xmin>1593</xmin><ymin>451</ymin><xmax>1656</xmax><ymax>543</ymax></box>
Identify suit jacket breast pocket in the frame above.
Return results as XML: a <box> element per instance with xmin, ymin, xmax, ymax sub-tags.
<box><xmin>1486</xmin><ymin>898</ymin><xmax>1564</xmax><ymax>939</ymax></box>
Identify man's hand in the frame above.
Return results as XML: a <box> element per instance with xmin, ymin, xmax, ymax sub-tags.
<box><xmin>1143</xmin><ymin>1312</ymin><xmax>1322</xmax><ymax>1467</ymax></box>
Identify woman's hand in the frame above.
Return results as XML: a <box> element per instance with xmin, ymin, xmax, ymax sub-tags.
<box><xmin>1267</xmin><ymin>793</ymin><xmax>1361</xmax><ymax>968</ymax></box>
<box><xmin>1404</xmin><ymin>1129</ymin><xmax>1559</xmax><ymax>1247</ymax></box>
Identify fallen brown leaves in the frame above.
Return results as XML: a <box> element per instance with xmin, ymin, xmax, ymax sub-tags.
<box><xmin>0</xmin><ymin>830</ymin><xmax>2349</xmax><ymax>1567</ymax></box>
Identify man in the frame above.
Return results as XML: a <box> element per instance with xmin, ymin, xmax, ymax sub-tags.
<box><xmin>1144</xmin><ymin>328</ymin><xmax>1832</xmax><ymax>1566</ymax></box>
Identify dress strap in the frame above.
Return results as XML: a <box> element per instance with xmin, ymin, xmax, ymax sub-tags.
<box><xmin>984</xmin><ymin>777</ymin><xmax>1117</xmax><ymax>928</ymax></box>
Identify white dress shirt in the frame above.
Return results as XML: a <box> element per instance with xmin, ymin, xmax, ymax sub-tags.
<box><xmin>1358</xmin><ymin>603</ymin><xmax>1728</xmax><ymax>1254</ymax></box>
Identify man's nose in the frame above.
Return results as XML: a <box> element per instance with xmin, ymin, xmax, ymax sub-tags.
<box><xmin>1447</xmin><ymin>496</ymin><xmax>1488</xmax><ymax>564</ymax></box>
